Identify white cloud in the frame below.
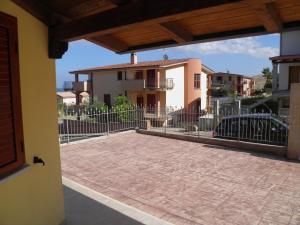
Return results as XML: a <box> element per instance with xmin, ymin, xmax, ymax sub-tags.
<box><xmin>175</xmin><ymin>37</ymin><xmax>279</xmax><ymax>58</ymax></box>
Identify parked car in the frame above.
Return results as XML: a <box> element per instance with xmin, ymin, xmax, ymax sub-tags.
<box><xmin>213</xmin><ymin>114</ymin><xmax>288</xmax><ymax>145</ymax></box>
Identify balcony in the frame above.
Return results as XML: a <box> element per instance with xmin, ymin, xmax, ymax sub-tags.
<box><xmin>73</xmin><ymin>81</ymin><xmax>91</xmax><ymax>92</ymax></box>
<box><xmin>122</xmin><ymin>78</ymin><xmax>174</xmax><ymax>91</ymax></box>
<box><xmin>122</xmin><ymin>79</ymin><xmax>145</xmax><ymax>91</ymax></box>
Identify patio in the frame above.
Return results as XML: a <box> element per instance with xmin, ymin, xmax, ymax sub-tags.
<box><xmin>61</xmin><ymin>131</ymin><xmax>300</xmax><ymax>225</ymax></box>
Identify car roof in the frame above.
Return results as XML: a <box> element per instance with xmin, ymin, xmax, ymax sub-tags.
<box><xmin>221</xmin><ymin>114</ymin><xmax>288</xmax><ymax>128</ymax></box>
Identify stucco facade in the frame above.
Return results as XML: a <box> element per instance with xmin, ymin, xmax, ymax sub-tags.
<box><xmin>0</xmin><ymin>1</ymin><xmax>64</xmax><ymax>225</ymax></box>
<box><xmin>211</xmin><ymin>72</ymin><xmax>254</xmax><ymax>97</ymax></box>
<box><xmin>73</xmin><ymin>58</ymin><xmax>212</xmax><ymax>111</ymax></box>
<box><xmin>271</xmin><ymin>30</ymin><xmax>300</xmax><ymax>113</ymax></box>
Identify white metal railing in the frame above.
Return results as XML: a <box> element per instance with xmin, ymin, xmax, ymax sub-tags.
<box><xmin>58</xmin><ymin>102</ymin><xmax>289</xmax><ymax>146</ymax></box>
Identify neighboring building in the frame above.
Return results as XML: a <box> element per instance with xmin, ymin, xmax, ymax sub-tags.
<box><xmin>209</xmin><ymin>72</ymin><xmax>254</xmax><ymax>97</ymax></box>
<box><xmin>70</xmin><ymin>54</ymin><xmax>214</xmax><ymax>113</ymax></box>
<box><xmin>270</xmin><ymin>30</ymin><xmax>300</xmax><ymax>114</ymax></box>
<box><xmin>57</xmin><ymin>91</ymin><xmax>76</xmax><ymax>105</ymax></box>
<box><xmin>57</xmin><ymin>91</ymin><xmax>89</xmax><ymax>105</ymax></box>
<box><xmin>252</xmin><ymin>75</ymin><xmax>267</xmax><ymax>92</ymax></box>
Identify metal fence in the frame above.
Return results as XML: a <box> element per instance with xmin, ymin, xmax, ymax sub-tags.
<box><xmin>58</xmin><ymin>106</ymin><xmax>146</xmax><ymax>143</ymax></box>
<box><xmin>58</xmin><ymin>101</ymin><xmax>289</xmax><ymax>146</ymax></box>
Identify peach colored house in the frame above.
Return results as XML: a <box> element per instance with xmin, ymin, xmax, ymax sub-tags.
<box><xmin>70</xmin><ymin>55</ymin><xmax>214</xmax><ymax>113</ymax></box>
<box><xmin>209</xmin><ymin>72</ymin><xmax>254</xmax><ymax>97</ymax></box>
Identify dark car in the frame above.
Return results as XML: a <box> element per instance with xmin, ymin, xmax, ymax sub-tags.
<box><xmin>213</xmin><ymin>114</ymin><xmax>288</xmax><ymax>145</ymax></box>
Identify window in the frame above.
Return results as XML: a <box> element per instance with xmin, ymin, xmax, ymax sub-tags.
<box><xmin>117</xmin><ymin>71</ymin><xmax>122</xmax><ymax>80</ymax></box>
<box><xmin>166</xmin><ymin>78</ymin><xmax>174</xmax><ymax>89</ymax></box>
<box><xmin>135</xmin><ymin>70</ymin><xmax>143</xmax><ymax>80</ymax></box>
<box><xmin>217</xmin><ymin>76</ymin><xmax>223</xmax><ymax>81</ymax></box>
<box><xmin>194</xmin><ymin>74</ymin><xmax>201</xmax><ymax>89</ymax></box>
<box><xmin>228</xmin><ymin>76</ymin><xmax>232</xmax><ymax>81</ymax></box>
<box><xmin>0</xmin><ymin>12</ymin><xmax>25</xmax><ymax>177</ymax></box>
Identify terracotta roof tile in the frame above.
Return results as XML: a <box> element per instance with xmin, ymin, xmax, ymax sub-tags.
<box><xmin>70</xmin><ymin>58</ymin><xmax>191</xmax><ymax>74</ymax></box>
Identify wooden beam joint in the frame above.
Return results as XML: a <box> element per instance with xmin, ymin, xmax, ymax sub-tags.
<box><xmin>89</xmin><ymin>35</ymin><xmax>128</xmax><ymax>52</ymax></box>
<box><xmin>49</xmin><ymin>28</ymin><xmax>68</xmax><ymax>58</ymax></box>
<box><xmin>246</xmin><ymin>1</ymin><xmax>282</xmax><ymax>32</ymax></box>
<box><xmin>159</xmin><ymin>21</ymin><xmax>193</xmax><ymax>43</ymax></box>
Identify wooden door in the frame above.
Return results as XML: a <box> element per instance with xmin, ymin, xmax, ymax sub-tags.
<box><xmin>289</xmin><ymin>66</ymin><xmax>300</xmax><ymax>89</ymax></box>
<box><xmin>136</xmin><ymin>96</ymin><xmax>144</xmax><ymax>107</ymax></box>
<box><xmin>147</xmin><ymin>94</ymin><xmax>156</xmax><ymax>108</ymax></box>
<box><xmin>146</xmin><ymin>69</ymin><xmax>156</xmax><ymax>88</ymax></box>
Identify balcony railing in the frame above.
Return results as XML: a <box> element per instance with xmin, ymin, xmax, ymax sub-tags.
<box><xmin>122</xmin><ymin>79</ymin><xmax>146</xmax><ymax>91</ymax></box>
<box><xmin>122</xmin><ymin>78</ymin><xmax>174</xmax><ymax>91</ymax></box>
<box><xmin>73</xmin><ymin>81</ymin><xmax>91</xmax><ymax>92</ymax></box>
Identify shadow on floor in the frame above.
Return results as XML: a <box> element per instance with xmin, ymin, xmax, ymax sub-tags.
<box><xmin>63</xmin><ymin>186</ymin><xmax>144</xmax><ymax>225</ymax></box>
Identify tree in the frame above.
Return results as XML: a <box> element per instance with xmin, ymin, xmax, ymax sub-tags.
<box><xmin>112</xmin><ymin>95</ymin><xmax>135</xmax><ymax>122</ymax></box>
<box><xmin>262</xmin><ymin>67</ymin><xmax>272</xmax><ymax>89</ymax></box>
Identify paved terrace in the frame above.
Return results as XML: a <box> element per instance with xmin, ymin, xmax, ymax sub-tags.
<box><xmin>61</xmin><ymin>132</ymin><xmax>300</xmax><ymax>225</ymax></box>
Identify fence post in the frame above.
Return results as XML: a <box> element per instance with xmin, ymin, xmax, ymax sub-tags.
<box><xmin>213</xmin><ymin>100</ymin><xmax>220</xmax><ymax>129</ymax></box>
<box><xmin>198</xmin><ymin>105</ymin><xmax>200</xmax><ymax>138</ymax></box>
<box><xmin>164</xmin><ymin>107</ymin><xmax>167</xmax><ymax>134</ymax></box>
<box><xmin>237</xmin><ymin>100</ymin><xmax>241</xmax><ymax>141</ymax></box>
<box><xmin>66</xmin><ymin>108</ymin><xmax>70</xmax><ymax>143</ymax></box>
<box><xmin>106</xmin><ymin>109</ymin><xmax>110</xmax><ymax>134</ymax></box>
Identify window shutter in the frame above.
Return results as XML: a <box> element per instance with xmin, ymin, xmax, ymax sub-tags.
<box><xmin>0</xmin><ymin>12</ymin><xmax>25</xmax><ymax>176</ymax></box>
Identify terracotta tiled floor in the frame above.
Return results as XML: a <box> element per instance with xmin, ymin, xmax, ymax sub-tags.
<box><xmin>61</xmin><ymin>132</ymin><xmax>300</xmax><ymax>225</ymax></box>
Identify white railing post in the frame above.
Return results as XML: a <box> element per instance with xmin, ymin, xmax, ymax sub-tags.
<box><xmin>237</xmin><ymin>100</ymin><xmax>241</xmax><ymax>141</ymax></box>
<box><xmin>106</xmin><ymin>109</ymin><xmax>110</xmax><ymax>134</ymax></box>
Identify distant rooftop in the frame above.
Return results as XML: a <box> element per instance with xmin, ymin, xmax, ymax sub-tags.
<box><xmin>70</xmin><ymin>58</ymin><xmax>214</xmax><ymax>74</ymax></box>
<box><xmin>213</xmin><ymin>72</ymin><xmax>253</xmax><ymax>79</ymax></box>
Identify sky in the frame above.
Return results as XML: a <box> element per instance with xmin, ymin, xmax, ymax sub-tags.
<box><xmin>55</xmin><ymin>34</ymin><xmax>280</xmax><ymax>88</ymax></box>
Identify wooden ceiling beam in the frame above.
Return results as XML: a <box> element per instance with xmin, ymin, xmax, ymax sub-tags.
<box><xmin>88</xmin><ymin>35</ymin><xmax>128</xmax><ymax>52</ymax></box>
<box><xmin>159</xmin><ymin>21</ymin><xmax>193</xmax><ymax>43</ymax></box>
<box><xmin>12</xmin><ymin>0</ymin><xmax>69</xmax><ymax>25</ymax></box>
<box><xmin>120</xmin><ymin>26</ymin><xmax>267</xmax><ymax>54</ymax></box>
<box><xmin>51</xmin><ymin>0</ymin><xmax>242</xmax><ymax>41</ymax></box>
<box><xmin>246</xmin><ymin>1</ymin><xmax>282</xmax><ymax>32</ymax></box>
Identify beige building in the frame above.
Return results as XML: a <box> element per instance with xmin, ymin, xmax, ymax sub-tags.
<box><xmin>270</xmin><ymin>30</ymin><xmax>300</xmax><ymax>114</ymax></box>
<box><xmin>70</xmin><ymin>55</ymin><xmax>214</xmax><ymax>113</ymax></box>
<box><xmin>57</xmin><ymin>91</ymin><xmax>89</xmax><ymax>105</ymax></box>
<box><xmin>252</xmin><ymin>75</ymin><xmax>267</xmax><ymax>92</ymax></box>
<box><xmin>209</xmin><ymin>72</ymin><xmax>254</xmax><ymax>97</ymax></box>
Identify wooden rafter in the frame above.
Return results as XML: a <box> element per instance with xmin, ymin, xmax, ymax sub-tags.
<box><xmin>51</xmin><ymin>0</ymin><xmax>242</xmax><ymax>41</ymax></box>
<box><xmin>88</xmin><ymin>35</ymin><xmax>128</xmax><ymax>52</ymax></box>
<box><xmin>158</xmin><ymin>21</ymin><xmax>193</xmax><ymax>43</ymax></box>
<box><xmin>246</xmin><ymin>1</ymin><xmax>282</xmax><ymax>32</ymax></box>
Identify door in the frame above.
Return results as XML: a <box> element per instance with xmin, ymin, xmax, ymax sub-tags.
<box><xmin>104</xmin><ymin>94</ymin><xmax>111</xmax><ymax>107</ymax></box>
<box><xmin>136</xmin><ymin>96</ymin><xmax>144</xmax><ymax>107</ymax></box>
<box><xmin>146</xmin><ymin>69</ymin><xmax>156</xmax><ymax>88</ymax></box>
<box><xmin>147</xmin><ymin>94</ymin><xmax>156</xmax><ymax>112</ymax></box>
<box><xmin>289</xmin><ymin>66</ymin><xmax>300</xmax><ymax>89</ymax></box>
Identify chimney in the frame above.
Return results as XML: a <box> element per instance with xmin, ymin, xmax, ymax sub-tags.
<box><xmin>130</xmin><ymin>52</ymin><xmax>137</xmax><ymax>64</ymax></box>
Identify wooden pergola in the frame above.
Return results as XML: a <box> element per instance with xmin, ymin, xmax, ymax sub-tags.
<box><xmin>13</xmin><ymin>0</ymin><xmax>300</xmax><ymax>58</ymax></box>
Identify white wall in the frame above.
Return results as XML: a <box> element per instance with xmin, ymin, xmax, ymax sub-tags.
<box><xmin>92</xmin><ymin>71</ymin><xmax>125</xmax><ymax>103</ymax></box>
<box><xmin>281</xmin><ymin>30</ymin><xmax>300</xmax><ymax>55</ymax></box>
<box><xmin>200</xmin><ymin>72</ymin><xmax>207</xmax><ymax>110</ymax></box>
<box><xmin>278</xmin><ymin>63</ymin><xmax>300</xmax><ymax>91</ymax></box>
<box><xmin>165</xmin><ymin>66</ymin><xmax>184</xmax><ymax>108</ymax></box>
<box><xmin>63</xmin><ymin>97</ymin><xmax>76</xmax><ymax>105</ymax></box>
